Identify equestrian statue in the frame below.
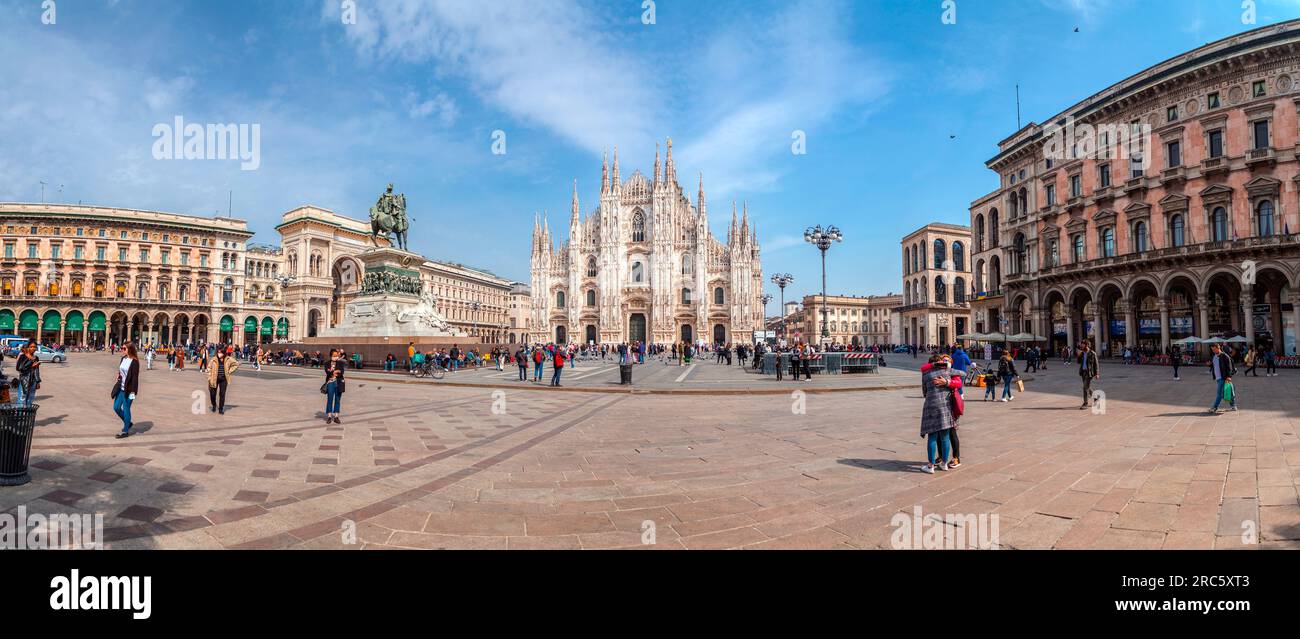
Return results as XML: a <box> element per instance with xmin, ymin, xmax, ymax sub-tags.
<box><xmin>369</xmin><ymin>183</ymin><xmax>410</xmax><ymax>251</ymax></box>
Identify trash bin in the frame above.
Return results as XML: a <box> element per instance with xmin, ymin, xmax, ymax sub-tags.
<box><xmin>0</xmin><ymin>403</ymin><xmax>38</xmax><ymax>486</ymax></box>
<box><xmin>619</xmin><ymin>364</ymin><xmax>633</xmax><ymax>385</ymax></box>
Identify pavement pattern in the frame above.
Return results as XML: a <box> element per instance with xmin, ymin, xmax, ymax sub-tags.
<box><xmin>2</xmin><ymin>352</ymin><xmax>1297</xmax><ymax>549</ymax></box>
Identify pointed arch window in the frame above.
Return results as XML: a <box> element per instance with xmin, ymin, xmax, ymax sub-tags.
<box><xmin>631</xmin><ymin>210</ymin><xmax>646</xmax><ymax>242</ymax></box>
<box><xmin>682</xmin><ymin>254</ymin><xmax>693</xmax><ymax>275</ymax></box>
<box><xmin>682</xmin><ymin>288</ymin><xmax>692</xmax><ymax>304</ymax></box>
<box><xmin>586</xmin><ymin>257</ymin><xmax>597</xmax><ymax>277</ymax></box>
<box><xmin>585</xmin><ymin>289</ymin><xmax>595</xmax><ymax>306</ymax></box>
<box><xmin>713</xmin><ymin>287</ymin><xmax>724</xmax><ymax>304</ymax></box>
<box><xmin>556</xmin><ymin>291</ymin><xmax>566</xmax><ymax>308</ymax></box>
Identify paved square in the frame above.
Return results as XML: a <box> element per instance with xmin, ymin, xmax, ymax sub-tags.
<box><xmin>2</xmin><ymin>354</ymin><xmax>1297</xmax><ymax>549</ymax></box>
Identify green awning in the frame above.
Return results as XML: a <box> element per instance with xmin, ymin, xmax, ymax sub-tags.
<box><xmin>0</xmin><ymin>310</ymin><xmax>13</xmax><ymax>331</ymax></box>
<box><xmin>220</xmin><ymin>315</ymin><xmax>234</xmax><ymax>331</ymax></box>
<box><xmin>18</xmin><ymin>310</ymin><xmax>38</xmax><ymax>331</ymax></box>
<box><xmin>243</xmin><ymin>317</ymin><xmax>257</xmax><ymax>332</ymax></box>
<box><xmin>276</xmin><ymin>318</ymin><xmax>288</xmax><ymax>336</ymax></box>
<box><xmin>260</xmin><ymin>317</ymin><xmax>273</xmax><ymax>335</ymax></box>
<box><xmin>65</xmin><ymin>311</ymin><xmax>85</xmax><ymax>331</ymax></box>
<box><xmin>41</xmin><ymin>312</ymin><xmax>61</xmax><ymax>331</ymax></box>
<box><xmin>88</xmin><ymin>311</ymin><xmax>106</xmax><ymax>331</ymax></box>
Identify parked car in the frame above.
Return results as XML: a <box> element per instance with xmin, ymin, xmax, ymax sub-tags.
<box><xmin>892</xmin><ymin>345</ymin><xmax>911</xmax><ymax>353</ymax></box>
<box><xmin>33</xmin><ymin>344</ymin><xmax>67</xmax><ymax>363</ymax></box>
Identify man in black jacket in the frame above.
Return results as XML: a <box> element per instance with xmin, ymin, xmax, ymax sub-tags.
<box><xmin>1077</xmin><ymin>340</ymin><xmax>1100</xmax><ymax>409</ymax></box>
<box><xmin>1208</xmin><ymin>344</ymin><xmax>1237</xmax><ymax>413</ymax></box>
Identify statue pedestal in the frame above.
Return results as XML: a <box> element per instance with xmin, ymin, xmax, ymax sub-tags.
<box><xmin>319</xmin><ymin>247</ymin><xmax>465</xmax><ymax>339</ymax></box>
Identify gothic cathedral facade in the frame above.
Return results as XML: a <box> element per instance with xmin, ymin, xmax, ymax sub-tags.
<box><xmin>530</xmin><ymin>139</ymin><xmax>763</xmax><ymax>346</ymax></box>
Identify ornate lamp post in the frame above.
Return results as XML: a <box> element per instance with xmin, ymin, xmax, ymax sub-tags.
<box><xmin>804</xmin><ymin>225</ymin><xmax>843</xmax><ymax>346</ymax></box>
<box><xmin>759</xmin><ymin>293</ymin><xmax>773</xmax><ymax>341</ymax></box>
<box><xmin>770</xmin><ymin>273</ymin><xmax>794</xmax><ymax>342</ymax></box>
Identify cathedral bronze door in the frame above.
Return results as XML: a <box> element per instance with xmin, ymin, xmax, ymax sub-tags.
<box><xmin>628</xmin><ymin>313</ymin><xmax>647</xmax><ymax>343</ymax></box>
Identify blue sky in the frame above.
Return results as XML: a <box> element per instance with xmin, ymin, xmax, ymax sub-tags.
<box><xmin>2</xmin><ymin>0</ymin><xmax>1298</xmax><ymax>305</ymax></box>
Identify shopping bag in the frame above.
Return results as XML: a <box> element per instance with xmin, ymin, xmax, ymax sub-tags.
<box><xmin>1015</xmin><ymin>378</ymin><xmax>1025</xmax><ymax>393</ymax></box>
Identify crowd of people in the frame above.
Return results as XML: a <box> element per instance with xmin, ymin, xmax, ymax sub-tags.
<box><xmin>915</xmin><ymin>336</ymin><xmax>1271</xmax><ymax>474</ymax></box>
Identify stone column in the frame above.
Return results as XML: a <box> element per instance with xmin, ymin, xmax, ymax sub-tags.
<box><xmin>1198</xmin><ymin>300</ymin><xmax>1210</xmax><ymax>340</ymax></box>
<box><xmin>1125</xmin><ymin>304</ymin><xmax>1137</xmax><ymax>348</ymax></box>
<box><xmin>1159</xmin><ymin>298</ymin><xmax>1171</xmax><ymax>353</ymax></box>
<box><xmin>1229</xmin><ymin>295</ymin><xmax>1241</xmax><ymax>332</ymax></box>
<box><xmin>81</xmin><ymin>324</ymin><xmax>87</xmax><ymax>346</ymax></box>
<box><xmin>1241</xmin><ymin>287</ymin><xmax>1255</xmax><ymax>346</ymax></box>
<box><xmin>1065</xmin><ymin>311</ymin><xmax>1075</xmax><ymax>351</ymax></box>
<box><xmin>58</xmin><ymin>325</ymin><xmax>65</xmax><ymax>345</ymax></box>
<box><xmin>1092</xmin><ymin>307</ymin><xmax>1103</xmax><ymax>350</ymax></box>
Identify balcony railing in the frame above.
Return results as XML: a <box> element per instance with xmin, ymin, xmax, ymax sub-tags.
<box><xmin>1246</xmin><ymin>147</ymin><xmax>1275</xmax><ymax>167</ymax></box>
<box><xmin>1022</xmin><ymin>234</ymin><xmax>1298</xmax><ymax>281</ymax></box>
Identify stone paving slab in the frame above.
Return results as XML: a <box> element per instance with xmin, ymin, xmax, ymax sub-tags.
<box><xmin>1</xmin><ymin>352</ymin><xmax>1296</xmax><ymax>549</ymax></box>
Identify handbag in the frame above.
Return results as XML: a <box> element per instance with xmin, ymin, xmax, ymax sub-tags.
<box><xmin>110</xmin><ymin>379</ymin><xmax>121</xmax><ymax>399</ymax></box>
<box><xmin>320</xmin><ymin>382</ymin><xmax>328</xmax><ymax>395</ymax></box>
<box><xmin>951</xmin><ymin>388</ymin><xmax>965</xmax><ymax>417</ymax></box>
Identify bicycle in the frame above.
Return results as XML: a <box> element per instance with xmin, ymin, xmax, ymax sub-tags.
<box><xmin>411</xmin><ymin>360</ymin><xmax>447</xmax><ymax>380</ymax></box>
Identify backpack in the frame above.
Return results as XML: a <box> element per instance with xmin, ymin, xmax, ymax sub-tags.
<box><xmin>533</xmin><ymin>351</ymin><xmax>544</xmax><ymax>364</ymax></box>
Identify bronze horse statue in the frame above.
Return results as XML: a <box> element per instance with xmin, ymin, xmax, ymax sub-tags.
<box><xmin>369</xmin><ymin>185</ymin><xmax>409</xmax><ymax>251</ymax></box>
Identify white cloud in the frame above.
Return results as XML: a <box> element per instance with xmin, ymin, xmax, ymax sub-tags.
<box><xmin>324</xmin><ymin>0</ymin><xmax>658</xmax><ymax>155</ymax></box>
<box><xmin>323</xmin><ymin>0</ymin><xmax>888</xmax><ymax>200</ymax></box>
<box><xmin>406</xmin><ymin>91</ymin><xmax>458</xmax><ymax>125</ymax></box>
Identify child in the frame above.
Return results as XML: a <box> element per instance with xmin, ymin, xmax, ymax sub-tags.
<box><xmin>983</xmin><ymin>363</ymin><xmax>998</xmax><ymax>402</ymax></box>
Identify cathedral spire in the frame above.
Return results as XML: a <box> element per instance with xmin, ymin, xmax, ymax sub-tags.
<box><xmin>665</xmin><ymin>137</ymin><xmax>676</xmax><ymax>184</ymax></box>
<box><xmin>741</xmin><ymin>201</ymin><xmax>750</xmax><ymax>245</ymax></box>
<box><xmin>697</xmin><ymin>172</ymin><xmax>706</xmax><ymax>211</ymax></box>
<box><xmin>611</xmin><ymin>146</ymin><xmax>620</xmax><ymax>190</ymax></box>
<box><xmin>653</xmin><ymin>142</ymin><xmax>662</xmax><ymax>185</ymax></box>
<box><xmin>729</xmin><ymin>201</ymin><xmax>738</xmax><ymax>244</ymax></box>
<box><xmin>601</xmin><ymin>151</ymin><xmax>609</xmax><ymax>195</ymax></box>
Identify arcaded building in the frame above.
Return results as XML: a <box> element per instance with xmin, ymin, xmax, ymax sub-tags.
<box><xmin>971</xmin><ymin>20</ymin><xmax>1300</xmax><ymax>357</ymax></box>
<box><xmin>0</xmin><ymin>202</ymin><xmax>279</xmax><ymax>346</ymax></box>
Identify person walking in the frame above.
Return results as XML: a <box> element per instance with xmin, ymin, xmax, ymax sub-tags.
<box><xmin>322</xmin><ymin>349</ymin><xmax>346</xmax><ymax>423</ymax></box>
<box><xmin>920</xmin><ymin>354</ymin><xmax>961</xmax><ymax>474</ymax></box>
<box><xmin>113</xmin><ymin>343</ymin><xmax>141</xmax><ymax>439</ymax></box>
<box><xmin>1265</xmin><ymin>346</ymin><xmax>1278</xmax><ymax>377</ymax></box>
<box><xmin>14</xmin><ymin>342</ymin><xmax>40</xmax><ymax>407</ymax></box>
<box><xmin>1170</xmin><ymin>344</ymin><xmax>1181</xmax><ymax>380</ymax></box>
<box><xmin>996</xmin><ymin>351</ymin><xmax>1017</xmax><ymax>402</ymax></box>
<box><xmin>1243</xmin><ymin>346</ymin><xmax>1259</xmax><ymax>377</ymax></box>
<box><xmin>532</xmin><ymin>347</ymin><xmax>545</xmax><ymax>382</ymax></box>
<box><xmin>515</xmin><ymin>346</ymin><xmax>528</xmax><ymax>381</ymax></box>
<box><xmin>550</xmin><ymin>348</ymin><xmax>566</xmax><ymax>387</ymax></box>
<box><xmin>1077</xmin><ymin>340</ymin><xmax>1100</xmax><ymax>410</ymax></box>
<box><xmin>207</xmin><ymin>348</ymin><xmax>239</xmax><ymax>414</ymax></box>
<box><xmin>951</xmin><ymin>345</ymin><xmax>971</xmax><ymax>397</ymax></box>
<box><xmin>1208</xmin><ymin>343</ymin><xmax>1237</xmax><ymax>413</ymax></box>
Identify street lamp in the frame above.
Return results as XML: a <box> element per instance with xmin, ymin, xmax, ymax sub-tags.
<box><xmin>804</xmin><ymin>225</ymin><xmax>843</xmax><ymax>346</ymax></box>
<box><xmin>770</xmin><ymin>273</ymin><xmax>794</xmax><ymax>342</ymax></box>
<box><xmin>759</xmin><ymin>293</ymin><xmax>773</xmax><ymax>340</ymax></box>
